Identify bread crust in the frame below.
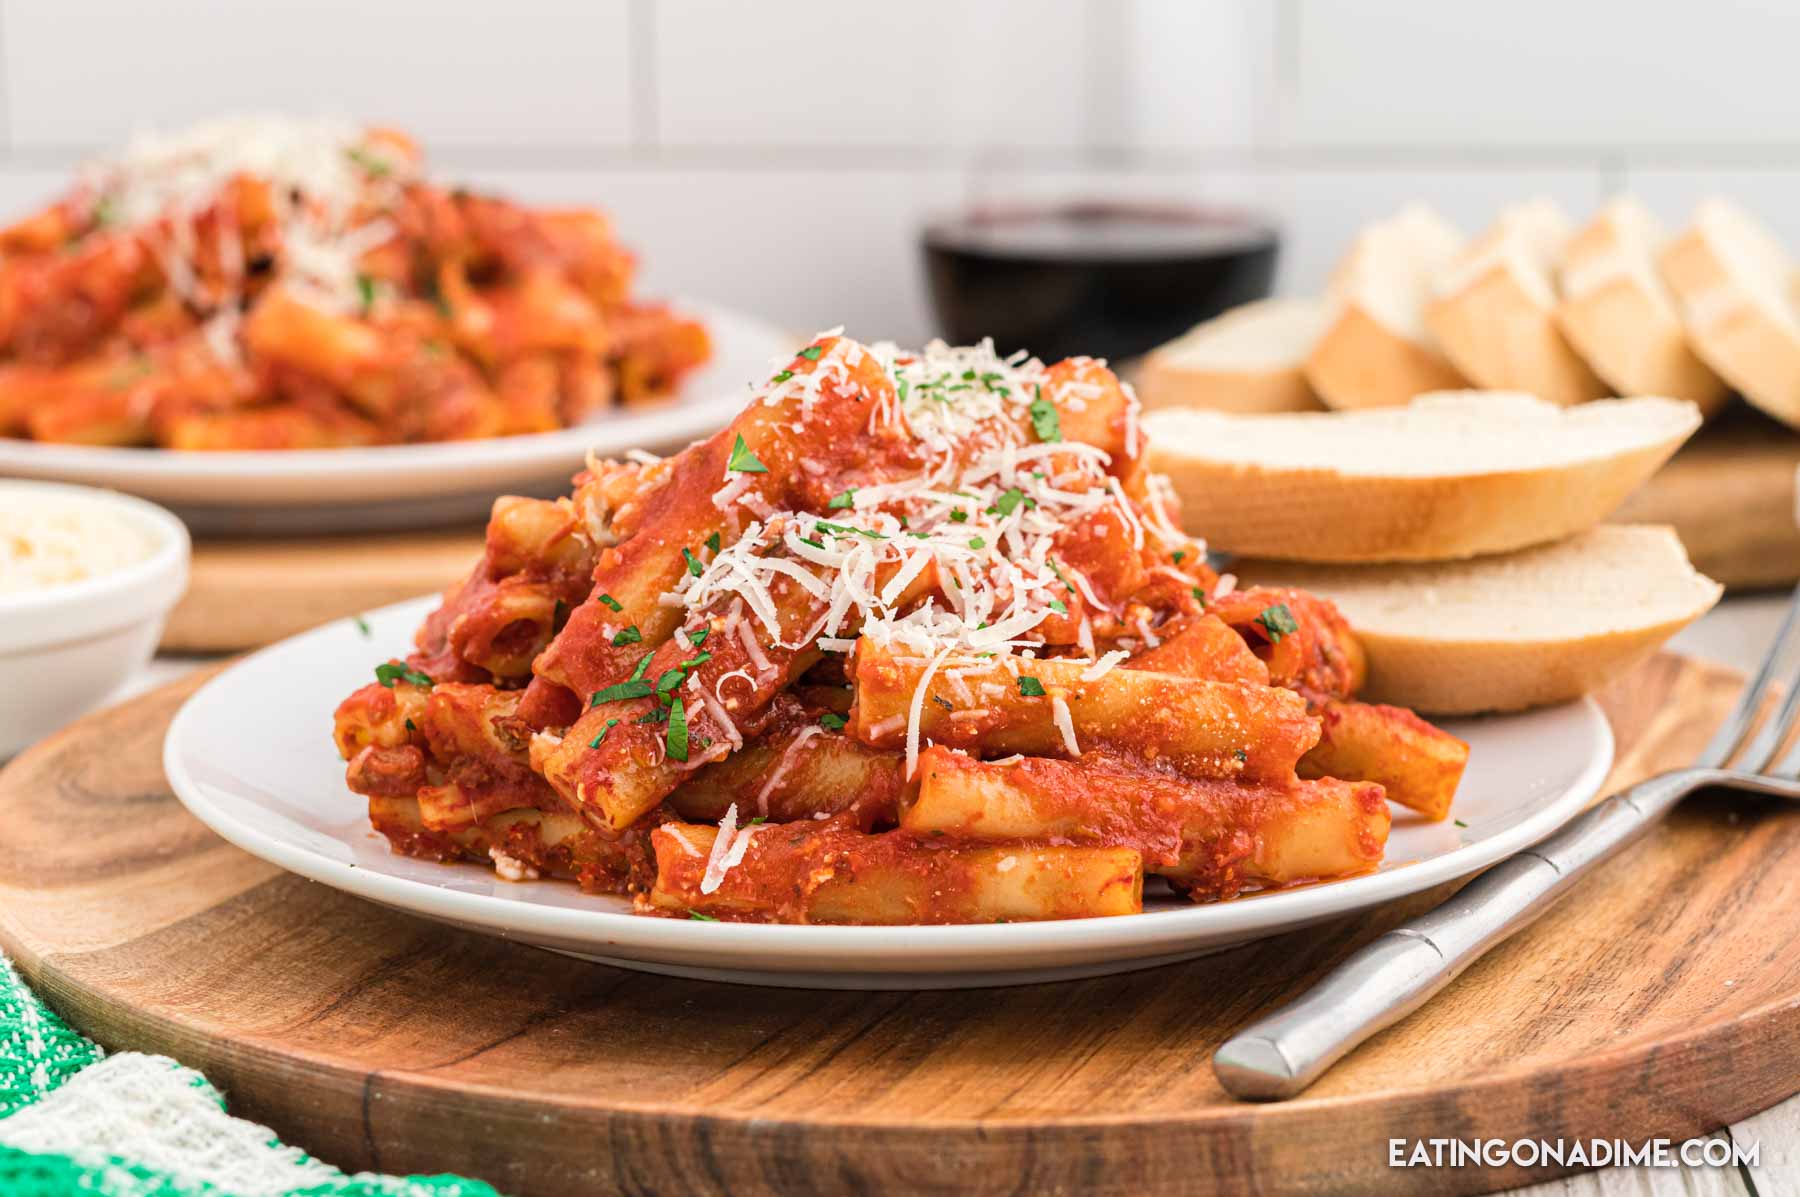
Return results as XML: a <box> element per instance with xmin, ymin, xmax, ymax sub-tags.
<box><xmin>1303</xmin><ymin>300</ymin><xmax>1466</xmax><ymax>411</ymax></box>
<box><xmin>1153</xmin><ymin>436</ymin><xmax>1689</xmax><ymax>563</ymax></box>
<box><xmin>1661</xmin><ymin>223</ymin><xmax>1800</xmax><ymax>428</ymax></box>
<box><xmin>1425</xmin><ymin>259</ymin><xmax>1608</xmax><ymax>406</ymax></box>
<box><xmin>1555</xmin><ymin>213</ymin><xmax>1727</xmax><ymax>414</ymax></box>
<box><xmin>1239</xmin><ymin>526</ymin><xmax>1722</xmax><ymax>714</ymax></box>
<box><xmin>1555</xmin><ymin>271</ymin><xmax>1728</xmax><ymax>415</ymax></box>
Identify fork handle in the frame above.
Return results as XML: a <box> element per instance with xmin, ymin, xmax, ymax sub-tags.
<box><xmin>1212</xmin><ymin>770</ymin><xmax>1715</xmax><ymax>1101</ymax></box>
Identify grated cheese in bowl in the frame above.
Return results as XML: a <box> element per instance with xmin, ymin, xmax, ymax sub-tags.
<box><xmin>0</xmin><ymin>501</ymin><xmax>159</xmax><ymax>594</ymax></box>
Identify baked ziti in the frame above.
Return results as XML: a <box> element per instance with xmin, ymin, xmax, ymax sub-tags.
<box><xmin>0</xmin><ymin>116</ymin><xmax>708</xmax><ymax>449</ymax></box>
<box><xmin>334</xmin><ymin>332</ymin><xmax>1469</xmax><ymax>923</ymax></box>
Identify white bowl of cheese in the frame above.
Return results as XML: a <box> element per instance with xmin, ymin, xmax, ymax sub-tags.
<box><xmin>0</xmin><ymin>481</ymin><xmax>189</xmax><ymax>757</ymax></box>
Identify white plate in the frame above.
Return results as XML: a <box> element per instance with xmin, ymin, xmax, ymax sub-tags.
<box><xmin>0</xmin><ymin>302</ymin><xmax>793</xmax><ymax>535</ymax></box>
<box><xmin>164</xmin><ymin>597</ymin><xmax>1614</xmax><ymax>990</ymax></box>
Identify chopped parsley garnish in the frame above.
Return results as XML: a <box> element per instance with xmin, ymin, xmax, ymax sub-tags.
<box><xmin>1048</xmin><ymin>599</ymin><xmax>1067</xmax><ymax>614</ymax></box>
<box><xmin>749</xmin><ymin>815</ymin><xmax>767</xmax><ymax>824</ymax></box>
<box><xmin>636</xmin><ymin>706</ymin><xmax>669</xmax><ymax>724</ymax></box>
<box><xmin>689</xmin><ymin>627</ymin><xmax>709</xmax><ymax>645</ymax></box>
<box><xmin>553</xmin><ymin>599</ymin><xmax>568</xmax><ymax>625</ymax></box>
<box><xmin>688</xmin><ymin>911</ymin><xmax>719</xmax><ymax>921</ymax></box>
<box><xmin>346</xmin><ymin>146</ymin><xmax>391</xmax><ymax>177</ymax></box>
<box><xmin>1017</xmin><ymin>676</ymin><xmax>1047</xmax><ymax>698</ymax></box>
<box><xmin>1454</xmin><ymin>819</ymin><xmax>1469</xmax><ymax>829</ymax></box>
<box><xmin>949</xmin><ymin>509</ymin><xmax>968</xmax><ymax>523</ymax></box>
<box><xmin>592</xmin><ymin>678</ymin><xmax>653</xmax><ymax>705</ymax></box>
<box><xmin>682</xmin><ymin>547</ymin><xmax>704</xmax><ymax>577</ymax></box>
<box><xmin>968</xmin><ymin>536</ymin><xmax>986</xmax><ymax>550</ymax></box>
<box><xmin>932</xmin><ymin>694</ymin><xmax>954</xmax><ymax>712</ymax></box>
<box><xmin>727</xmin><ymin>434</ymin><xmax>768</xmax><ymax>474</ymax></box>
<box><xmin>655</xmin><ymin>668</ymin><xmax>688</xmax><ymax>697</ymax></box>
<box><xmin>771</xmin><ymin>369</ymin><xmax>794</xmax><ymax>383</ymax></box>
<box><xmin>93</xmin><ymin>195</ymin><xmax>119</xmax><ymax>228</ymax></box>
<box><xmin>816</xmin><ymin>520</ymin><xmax>885</xmax><ymax>540</ymax></box>
<box><xmin>1192</xmin><ymin>586</ymin><xmax>1208</xmax><ymax>607</ymax></box>
<box><xmin>798</xmin><ymin>344</ymin><xmax>825</xmax><ymax>361</ymax></box>
<box><xmin>1047</xmin><ymin>559</ymin><xmax>1074</xmax><ymax>592</ymax></box>
<box><xmin>683</xmin><ymin>651</ymin><xmax>713</xmax><ymax>670</ymax></box>
<box><xmin>1233</xmin><ymin>748</ymin><xmax>1248</xmax><ymax>763</ymax></box>
<box><xmin>820</xmin><ymin>712</ymin><xmax>847</xmax><ymax>731</ymax></box>
<box><xmin>353</xmin><ymin>615</ymin><xmax>371</xmax><ymax>637</ymax></box>
<box><xmin>588</xmin><ymin>718</ymin><xmax>620</xmax><ymax>749</ymax></box>
<box><xmin>801</xmin><ymin>535</ymin><xmax>825</xmax><ymax>549</ymax></box>
<box><xmin>355</xmin><ymin>273</ymin><xmax>377</xmax><ymax>314</ymax></box>
<box><xmin>992</xmin><ymin>487</ymin><xmax>1026</xmax><ymax>517</ymax></box>
<box><xmin>1255</xmin><ymin>604</ymin><xmax>1300</xmax><ymax>644</ymax></box>
<box><xmin>828</xmin><ymin>488</ymin><xmax>856</xmax><ymax>510</ymax></box>
<box><xmin>1172</xmin><ymin>550</ymin><xmax>1186</xmax><ymax>565</ymax></box>
<box><xmin>590</xmin><ymin>652</ymin><xmax>656</xmax><ymax>705</ymax></box>
<box><xmin>612</xmin><ymin>625</ymin><xmax>643</xmax><ymax>647</ymax></box>
<box><xmin>597</xmin><ymin>593</ymin><xmax>623</xmax><ymax>612</ymax></box>
<box><xmin>1029</xmin><ymin>388</ymin><xmax>1062</xmax><ymax>443</ymax></box>
<box><xmin>374</xmin><ymin>662</ymin><xmax>433</xmax><ymax>690</ymax></box>
<box><xmin>666</xmin><ymin>696</ymin><xmax>690</xmax><ymax>762</ymax></box>
<box><xmin>705</xmin><ymin>531</ymin><xmax>721</xmax><ymax>552</ymax></box>
<box><xmin>404</xmin><ymin>719</ymin><xmax>416</xmax><ymax>732</ymax></box>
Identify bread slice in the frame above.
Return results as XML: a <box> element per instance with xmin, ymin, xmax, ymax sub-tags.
<box><xmin>1143</xmin><ymin>391</ymin><xmax>1701</xmax><ymax>563</ymax></box>
<box><xmin>1660</xmin><ymin>198</ymin><xmax>1800</xmax><ymax>428</ymax></box>
<box><xmin>1304</xmin><ymin>205</ymin><xmax>1469</xmax><ymax>410</ymax></box>
<box><xmin>1555</xmin><ymin>197</ymin><xmax>1728</xmax><ymax>415</ymax></box>
<box><xmin>1237</xmin><ymin>525</ymin><xmax>1721</xmax><ymax>714</ymax></box>
<box><xmin>1424</xmin><ymin>198</ymin><xmax>1608</xmax><ymax>406</ymax></box>
<box><xmin>1137</xmin><ymin>299</ymin><xmax>1329</xmax><ymax>414</ymax></box>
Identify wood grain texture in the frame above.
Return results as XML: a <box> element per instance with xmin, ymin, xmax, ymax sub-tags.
<box><xmin>1616</xmin><ymin>406</ymin><xmax>1800</xmax><ymax>591</ymax></box>
<box><xmin>159</xmin><ymin>528</ymin><xmax>483</xmax><ymax>653</ymax></box>
<box><xmin>1</xmin><ymin>655</ymin><xmax>1798</xmax><ymax>1197</ymax></box>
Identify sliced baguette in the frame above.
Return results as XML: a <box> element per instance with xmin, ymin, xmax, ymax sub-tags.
<box><xmin>1424</xmin><ymin>198</ymin><xmax>1608</xmax><ymax>406</ymax></box>
<box><xmin>1144</xmin><ymin>391</ymin><xmax>1701</xmax><ymax>563</ymax></box>
<box><xmin>1555</xmin><ymin>197</ymin><xmax>1728</xmax><ymax>415</ymax></box>
<box><xmin>1137</xmin><ymin>298</ymin><xmax>1329</xmax><ymax>414</ymax></box>
<box><xmin>1237</xmin><ymin>525</ymin><xmax>1721</xmax><ymax>714</ymax></box>
<box><xmin>1660</xmin><ymin>197</ymin><xmax>1800</xmax><ymax>429</ymax></box>
<box><xmin>1304</xmin><ymin>204</ymin><xmax>1469</xmax><ymax>410</ymax></box>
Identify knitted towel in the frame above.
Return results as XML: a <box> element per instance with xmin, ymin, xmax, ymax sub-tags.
<box><xmin>0</xmin><ymin>955</ymin><xmax>500</xmax><ymax>1197</ymax></box>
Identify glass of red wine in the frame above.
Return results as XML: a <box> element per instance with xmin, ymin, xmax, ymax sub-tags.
<box><xmin>922</xmin><ymin>201</ymin><xmax>1280</xmax><ymax>366</ymax></box>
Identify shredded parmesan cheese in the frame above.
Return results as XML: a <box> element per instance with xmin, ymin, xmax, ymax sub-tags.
<box><xmin>0</xmin><ymin>500</ymin><xmax>156</xmax><ymax>593</ymax></box>
<box><xmin>1051</xmin><ymin>695</ymin><xmax>1080</xmax><ymax>757</ymax></box>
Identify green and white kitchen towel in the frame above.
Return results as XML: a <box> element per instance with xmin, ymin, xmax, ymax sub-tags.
<box><xmin>0</xmin><ymin>954</ymin><xmax>500</xmax><ymax>1197</ymax></box>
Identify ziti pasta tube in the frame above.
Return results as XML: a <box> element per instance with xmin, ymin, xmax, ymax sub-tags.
<box><xmin>849</xmin><ymin>638</ymin><xmax>1319</xmax><ymax>783</ymax></box>
<box><xmin>906</xmin><ymin>747</ymin><xmax>1389</xmax><ymax>899</ymax></box>
<box><xmin>647</xmin><ymin>822</ymin><xmax>1142</xmax><ymax>924</ymax></box>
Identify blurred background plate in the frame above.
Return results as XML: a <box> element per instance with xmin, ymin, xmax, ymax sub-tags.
<box><xmin>0</xmin><ymin>301</ymin><xmax>793</xmax><ymax>535</ymax></box>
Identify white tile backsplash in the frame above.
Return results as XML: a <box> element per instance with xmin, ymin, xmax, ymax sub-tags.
<box><xmin>652</xmin><ymin>0</ymin><xmax>1095</xmax><ymax>151</ymax></box>
<box><xmin>1290</xmin><ymin>0</ymin><xmax>1800</xmax><ymax>150</ymax></box>
<box><xmin>1114</xmin><ymin>0</ymin><xmax>1276</xmax><ymax>151</ymax></box>
<box><xmin>1</xmin><ymin>0</ymin><xmax>635</xmax><ymax>150</ymax></box>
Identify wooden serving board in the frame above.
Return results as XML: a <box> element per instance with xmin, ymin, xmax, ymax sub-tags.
<box><xmin>1616</xmin><ymin>405</ymin><xmax>1800</xmax><ymax>590</ymax></box>
<box><xmin>2</xmin><ymin>656</ymin><xmax>1798</xmax><ymax>1196</ymax></box>
<box><xmin>160</xmin><ymin>527</ymin><xmax>483</xmax><ymax>653</ymax></box>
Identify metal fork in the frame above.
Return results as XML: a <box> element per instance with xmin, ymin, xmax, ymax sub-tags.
<box><xmin>1213</xmin><ymin>584</ymin><xmax>1800</xmax><ymax>1101</ymax></box>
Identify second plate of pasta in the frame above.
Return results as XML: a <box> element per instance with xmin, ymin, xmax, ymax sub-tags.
<box><xmin>165</xmin><ymin>596</ymin><xmax>1612</xmax><ymax>989</ymax></box>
